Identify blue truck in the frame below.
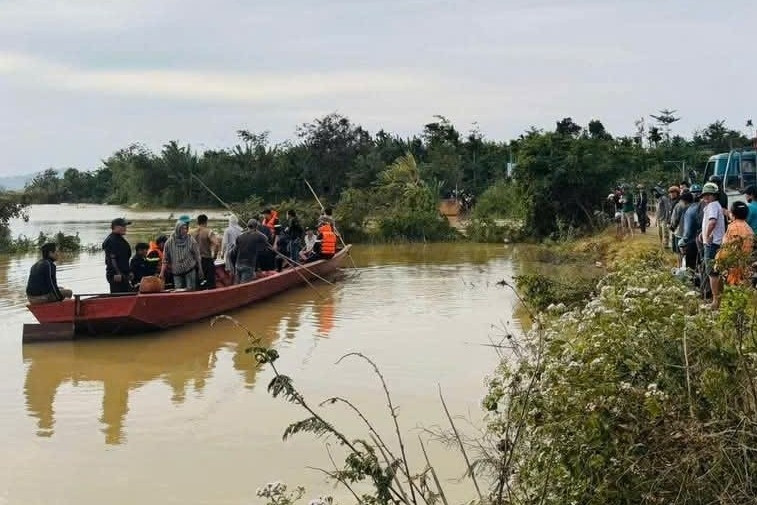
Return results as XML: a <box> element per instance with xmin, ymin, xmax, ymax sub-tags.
<box><xmin>701</xmin><ymin>149</ymin><xmax>756</xmax><ymax>206</ymax></box>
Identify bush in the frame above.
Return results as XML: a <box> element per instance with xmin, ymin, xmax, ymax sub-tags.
<box><xmin>513</xmin><ymin>273</ymin><xmax>595</xmax><ymax>311</ymax></box>
<box><xmin>466</xmin><ymin>218</ymin><xmax>525</xmax><ymax>243</ymax></box>
<box><xmin>0</xmin><ymin>230</ymin><xmax>82</xmax><ymax>254</ymax></box>
<box><xmin>335</xmin><ymin>153</ymin><xmax>458</xmax><ymax>242</ymax></box>
<box><xmin>484</xmin><ymin>258</ymin><xmax>757</xmax><ymax>504</ymax></box>
<box><xmin>472</xmin><ymin>180</ymin><xmax>528</xmax><ymax>221</ymax></box>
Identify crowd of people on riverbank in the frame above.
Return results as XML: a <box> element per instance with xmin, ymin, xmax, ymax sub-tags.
<box><xmin>609</xmin><ymin>177</ymin><xmax>757</xmax><ymax>309</ymax></box>
<box><xmin>25</xmin><ymin>207</ymin><xmax>340</xmax><ymax>303</ymax></box>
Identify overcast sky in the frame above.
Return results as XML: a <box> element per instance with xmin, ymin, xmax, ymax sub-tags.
<box><xmin>1</xmin><ymin>0</ymin><xmax>755</xmax><ymax>176</ymax></box>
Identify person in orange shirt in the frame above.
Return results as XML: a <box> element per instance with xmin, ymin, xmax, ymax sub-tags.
<box><xmin>716</xmin><ymin>201</ymin><xmax>754</xmax><ymax>286</ymax></box>
<box><xmin>261</xmin><ymin>208</ymin><xmax>279</xmax><ymax>237</ymax></box>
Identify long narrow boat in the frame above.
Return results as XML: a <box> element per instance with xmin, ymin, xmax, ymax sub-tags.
<box><xmin>24</xmin><ymin>246</ymin><xmax>351</xmax><ymax>342</ymax></box>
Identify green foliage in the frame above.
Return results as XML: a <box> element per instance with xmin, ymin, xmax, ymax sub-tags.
<box><xmin>337</xmin><ymin>154</ymin><xmax>457</xmax><ymax>242</ymax></box>
<box><xmin>485</xmin><ymin>259</ymin><xmax>757</xmax><ymax>504</ymax></box>
<box><xmin>1</xmin><ymin>230</ymin><xmax>82</xmax><ymax>254</ymax></box>
<box><xmin>513</xmin><ymin>273</ymin><xmax>595</xmax><ymax>311</ymax></box>
<box><xmin>471</xmin><ymin>179</ymin><xmax>527</xmax><ymax>221</ymax></box>
<box><xmin>465</xmin><ymin>218</ymin><xmax>525</xmax><ymax>243</ymax></box>
<box><xmin>0</xmin><ymin>191</ymin><xmax>28</xmax><ymax>252</ymax></box>
<box><xmin>18</xmin><ymin>113</ymin><xmax>752</xmax><ymax>241</ymax></box>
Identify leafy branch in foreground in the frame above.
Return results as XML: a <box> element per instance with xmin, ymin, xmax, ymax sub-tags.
<box><xmin>214</xmin><ymin>317</ymin><xmax>487</xmax><ymax>505</ymax></box>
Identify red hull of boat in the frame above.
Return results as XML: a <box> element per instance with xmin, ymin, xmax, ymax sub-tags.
<box><xmin>27</xmin><ymin>247</ymin><xmax>350</xmax><ymax>335</ymax></box>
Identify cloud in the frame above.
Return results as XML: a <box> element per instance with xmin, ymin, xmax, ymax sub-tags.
<box><xmin>0</xmin><ymin>51</ymin><xmax>427</xmax><ymax>104</ymax></box>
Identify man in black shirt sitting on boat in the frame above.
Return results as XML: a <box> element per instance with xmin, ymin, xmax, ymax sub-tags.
<box><xmin>26</xmin><ymin>243</ymin><xmax>73</xmax><ymax>304</ymax></box>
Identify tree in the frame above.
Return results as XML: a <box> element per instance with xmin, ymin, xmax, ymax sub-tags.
<box><xmin>513</xmin><ymin>127</ymin><xmax>617</xmax><ymax>237</ymax></box>
<box><xmin>633</xmin><ymin>117</ymin><xmax>646</xmax><ymax>147</ymax></box>
<box><xmin>693</xmin><ymin>120</ymin><xmax>750</xmax><ymax>152</ymax></box>
<box><xmin>24</xmin><ymin>169</ymin><xmax>64</xmax><ymax>204</ymax></box>
<box><xmin>555</xmin><ymin>117</ymin><xmax>582</xmax><ymax>137</ymax></box>
<box><xmin>420</xmin><ymin>116</ymin><xmax>462</xmax><ymax>195</ymax></box>
<box><xmin>647</xmin><ymin>126</ymin><xmax>663</xmax><ymax>147</ymax></box>
<box><xmin>297</xmin><ymin>113</ymin><xmax>373</xmax><ymax>200</ymax></box>
<box><xmin>587</xmin><ymin>119</ymin><xmax>611</xmax><ymax>140</ymax></box>
<box><xmin>0</xmin><ymin>191</ymin><xmax>28</xmax><ymax>249</ymax></box>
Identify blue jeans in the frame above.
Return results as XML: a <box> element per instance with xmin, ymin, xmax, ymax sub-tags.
<box><xmin>236</xmin><ymin>264</ymin><xmax>256</xmax><ymax>284</ymax></box>
<box><xmin>173</xmin><ymin>270</ymin><xmax>197</xmax><ymax>290</ymax></box>
<box><xmin>704</xmin><ymin>243</ymin><xmax>720</xmax><ymax>276</ymax></box>
<box><xmin>288</xmin><ymin>241</ymin><xmax>301</xmax><ymax>263</ymax></box>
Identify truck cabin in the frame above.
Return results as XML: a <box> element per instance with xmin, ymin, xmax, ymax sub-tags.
<box><xmin>702</xmin><ymin>150</ymin><xmax>757</xmax><ymax>196</ymax></box>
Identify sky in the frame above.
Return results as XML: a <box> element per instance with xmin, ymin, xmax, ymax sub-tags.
<box><xmin>1</xmin><ymin>0</ymin><xmax>755</xmax><ymax>176</ymax></box>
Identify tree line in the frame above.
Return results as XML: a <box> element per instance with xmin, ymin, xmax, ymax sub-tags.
<box><xmin>9</xmin><ymin>112</ymin><xmax>756</xmax><ymax>242</ymax></box>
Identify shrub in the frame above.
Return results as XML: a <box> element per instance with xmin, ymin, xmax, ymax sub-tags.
<box><xmin>484</xmin><ymin>259</ymin><xmax>757</xmax><ymax>504</ymax></box>
<box><xmin>466</xmin><ymin>218</ymin><xmax>525</xmax><ymax>243</ymax></box>
<box><xmin>472</xmin><ymin>180</ymin><xmax>528</xmax><ymax>221</ymax></box>
<box><xmin>335</xmin><ymin>154</ymin><xmax>457</xmax><ymax>242</ymax></box>
<box><xmin>513</xmin><ymin>273</ymin><xmax>595</xmax><ymax>311</ymax></box>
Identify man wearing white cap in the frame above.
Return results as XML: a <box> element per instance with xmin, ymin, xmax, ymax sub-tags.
<box><xmin>700</xmin><ymin>182</ymin><xmax>726</xmax><ymax>308</ymax></box>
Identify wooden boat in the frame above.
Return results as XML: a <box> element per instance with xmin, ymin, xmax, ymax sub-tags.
<box><xmin>24</xmin><ymin>246</ymin><xmax>351</xmax><ymax>342</ymax></box>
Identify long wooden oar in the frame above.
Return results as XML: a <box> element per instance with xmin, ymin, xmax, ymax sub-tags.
<box><xmin>267</xmin><ymin>245</ymin><xmax>335</xmax><ymax>286</ymax></box>
<box><xmin>304</xmin><ymin>179</ymin><xmax>358</xmax><ymax>270</ymax></box>
<box><xmin>268</xmin><ymin>245</ymin><xmax>324</xmax><ymax>299</ymax></box>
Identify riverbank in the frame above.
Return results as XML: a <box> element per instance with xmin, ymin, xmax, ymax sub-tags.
<box><xmin>480</xmin><ymin>228</ymin><xmax>757</xmax><ymax>504</ymax></box>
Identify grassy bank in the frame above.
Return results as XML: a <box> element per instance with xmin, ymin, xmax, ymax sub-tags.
<box><xmin>482</xmin><ymin>228</ymin><xmax>757</xmax><ymax>504</ymax></box>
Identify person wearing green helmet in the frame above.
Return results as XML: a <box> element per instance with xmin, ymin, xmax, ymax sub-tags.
<box><xmin>708</xmin><ymin>175</ymin><xmax>728</xmax><ymax>209</ymax></box>
<box><xmin>700</xmin><ymin>182</ymin><xmax>726</xmax><ymax>309</ymax></box>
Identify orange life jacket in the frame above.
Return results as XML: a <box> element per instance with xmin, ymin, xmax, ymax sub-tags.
<box><xmin>262</xmin><ymin>210</ymin><xmax>278</xmax><ymax>236</ymax></box>
<box><xmin>318</xmin><ymin>224</ymin><xmax>336</xmax><ymax>255</ymax></box>
<box><xmin>147</xmin><ymin>241</ymin><xmax>164</xmax><ymax>262</ymax></box>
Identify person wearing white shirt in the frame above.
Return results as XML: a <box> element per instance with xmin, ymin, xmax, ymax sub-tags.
<box><xmin>700</xmin><ymin>182</ymin><xmax>726</xmax><ymax>309</ymax></box>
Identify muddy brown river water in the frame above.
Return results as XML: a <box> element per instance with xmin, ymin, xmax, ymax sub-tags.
<box><xmin>0</xmin><ymin>204</ymin><xmax>528</xmax><ymax>505</ymax></box>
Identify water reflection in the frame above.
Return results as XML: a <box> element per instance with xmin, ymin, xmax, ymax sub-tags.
<box><xmin>22</xmin><ymin>289</ymin><xmax>337</xmax><ymax>445</ymax></box>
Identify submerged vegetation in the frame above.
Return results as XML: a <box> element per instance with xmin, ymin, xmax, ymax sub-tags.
<box><xmin>15</xmin><ymin>112</ymin><xmax>754</xmax><ymax>241</ymax></box>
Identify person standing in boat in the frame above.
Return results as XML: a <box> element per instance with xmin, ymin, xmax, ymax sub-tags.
<box><xmin>103</xmin><ymin>217</ymin><xmax>132</xmax><ymax>293</ymax></box>
<box><xmin>26</xmin><ymin>243</ymin><xmax>73</xmax><ymax>304</ymax></box>
<box><xmin>234</xmin><ymin>219</ymin><xmax>269</xmax><ymax>283</ymax></box>
<box><xmin>160</xmin><ymin>220</ymin><xmax>204</xmax><ymax>290</ymax></box>
<box><xmin>316</xmin><ymin>219</ymin><xmax>337</xmax><ymax>260</ymax></box>
<box><xmin>221</xmin><ymin>215</ymin><xmax>243</xmax><ymax>276</ymax></box>
<box><xmin>320</xmin><ymin>207</ymin><xmax>341</xmax><ymax>239</ymax></box>
<box><xmin>284</xmin><ymin>209</ymin><xmax>304</xmax><ymax>261</ymax></box>
<box><xmin>256</xmin><ymin>213</ymin><xmax>275</xmax><ymax>271</ymax></box>
<box><xmin>261</xmin><ymin>208</ymin><xmax>279</xmax><ymax>237</ymax></box>
<box><xmin>191</xmin><ymin>214</ymin><xmax>220</xmax><ymax>289</ymax></box>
